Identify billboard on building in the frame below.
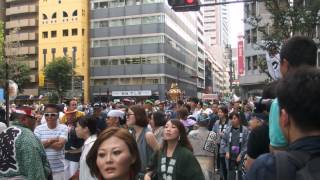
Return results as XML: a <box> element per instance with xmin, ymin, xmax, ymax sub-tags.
<box><xmin>238</xmin><ymin>40</ymin><xmax>244</xmax><ymax>75</ymax></box>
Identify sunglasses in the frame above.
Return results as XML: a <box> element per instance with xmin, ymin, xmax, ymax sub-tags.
<box><xmin>44</xmin><ymin>113</ymin><xmax>58</xmax><ymax>117</ymax></box>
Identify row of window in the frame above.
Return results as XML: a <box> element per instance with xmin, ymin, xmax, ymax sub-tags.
<box><xmin>91</xmin><ymin>0</ymin><xmax>163</xmax><ymax>10</ymax></box>
<box><xmin>246</xmin><ymin>55</ymin><xmax>260</xmax><ymax>71</ymax></box>
<box><xmin>245</xmin><ymin>28</ymin><xmax>258</xmax><ymax>44</ymax></box>
<box><xmin>91</xmin><ymin>15</ymin><xmax>164</xmax><ymax>28</ymax></box>
<box><xmin>42</xmin><ymin>10</ymin><xmax>78</xmax><ymax>20</ymax></box>
<box><xmin>42</xmin><ymin>47</ymin><xmax>78</xmax><ymax>67</ymax></box>
<box><xmin>91</xmin><ymin>56</ymin><xmax>163</xmax><ymax>66</ymax></box>
<box><xmin>90</xmin><ymin>55</ymin><xmax>196</xmax><ymax>75</ymax></box>
<box><xmin>92</xmin><ymin>76</ymin><xmax>164</xmax><ymax>86</ymax></box>
<box><xmin>91</xmin><ymin>36</ymin><xmax>164</xmax><ymax>47</ymax></box>
<box><xmin>92</xmin><ymin>35</ymin><xmax>196</xmax><ymax>68</ymax></box>
<box><xmin>42</xmin><ymin>29</ymin><xmax>85</xmax><ymax>38</ymax></box>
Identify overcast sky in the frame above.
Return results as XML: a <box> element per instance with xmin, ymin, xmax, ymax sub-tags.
<box><xmin>228</xmin><ymin>2</ymin><xmax>244</xmax><ymax>48</ymax></box>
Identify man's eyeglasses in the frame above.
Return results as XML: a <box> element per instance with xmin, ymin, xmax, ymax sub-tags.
<box><xmin>44</xmin><ymin>113</ymin><xmax>58</xmax><ymax>117</ymax></box>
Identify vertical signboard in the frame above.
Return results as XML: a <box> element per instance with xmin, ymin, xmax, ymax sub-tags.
<box><xmin>0</xmin><ymin>88</ymin><xmax>4</xmax><ymax>102</ymax></box>
<box><xmin>238</xmin><ymin>40</ymin><xmax>244</xmax><ymax>75</ymax></box>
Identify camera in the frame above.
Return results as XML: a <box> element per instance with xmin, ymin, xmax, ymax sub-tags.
<box><xmin>254</xmin><ymin>97</ymin><xmax>273</xmax><ymax>113</ymax></box>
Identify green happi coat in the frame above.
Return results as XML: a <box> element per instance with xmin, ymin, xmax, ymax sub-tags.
<box><xmin>0</xmin><ymin>121</ymin><xmax>51</xmax><ymax>180</ymax></box>
<box><xmin>152</xmin><ymin>145</ymin><xmax>205</xmax><ymax>180</ymax></box>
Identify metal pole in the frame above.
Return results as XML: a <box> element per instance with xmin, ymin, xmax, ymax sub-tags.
<box><xmin>5</xmin><ymin>60</ymin><xmax>9</xmax><ymax>126</ymax></box>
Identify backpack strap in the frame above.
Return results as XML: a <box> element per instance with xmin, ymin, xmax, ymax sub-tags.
<box><xmin>275</xmin><ymin>151</ymin><xmax>311</xmax><ymax>180</ymax></box>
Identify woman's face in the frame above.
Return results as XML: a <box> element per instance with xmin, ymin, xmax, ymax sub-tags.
<box><xmin>163</xmin><ymin>120</ymin><xmax>180</xmax><ymax>141</ymax></box>
<box><xmin>126</xmin><ymin>109</ymin><xmax>136</xmax><ymax>126</ymax></box>
<box><xmin>96</xmin><ymin>136</ymin><xmax>135</xmax><ymax>180</ymax></box>
<box><xmin>218</xmin><ymin>109</ymin><xmax>225</xmax><ymax>119</ymax></box>
<box><xmin>75</xmin><ymin>122</ymin><xmax>87</xmax><ymax>139</ymax></box>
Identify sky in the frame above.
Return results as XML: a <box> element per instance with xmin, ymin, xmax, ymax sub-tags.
<box><xmin>228</xmin><ymin>2</ymin><xmax>244</xmax><ymax>48</ymax></box>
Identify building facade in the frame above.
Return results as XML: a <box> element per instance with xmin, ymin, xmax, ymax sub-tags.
<box><xmin>90</xmin><ymin>0</ymin><xmax>198</xmax><ymax>100</ymax></box>
<box><xmin>5</xmin><ymin>0</ymin><xmax>39</xmax><ymax>95</ymax></box>
<box><xmin>202</xmin><ymin>0</ymin><xmax>230</xmax><ymax>94</ymax></box>
<box><xmin>196</xmin><ymin>7</ymin><xmax>205</xmax><ymax>96</ymax></box>
<box><xmin>0</xmin><ymin>0</ymin><xmax>5</xmax><ymax>22</ymax></box>
<box><xmin>239</xmin><ymin>1</ymin><xmax>269</xmax><ymax>98</ymax></box>
<box><xmin>38</xmin><ymin>0</ymin><xmax>90</xmax><ymax>103</ymax></box>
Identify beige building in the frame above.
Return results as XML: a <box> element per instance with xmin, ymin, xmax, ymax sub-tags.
<box><xmin>0</xmin><ymin>0</ymin><xmax>5</xmax><ymax>22</ymax></box>
<box><xmin>5</xmin><ymin>0</ymin><xmax>39</xmax><ymax>95</ymax></box>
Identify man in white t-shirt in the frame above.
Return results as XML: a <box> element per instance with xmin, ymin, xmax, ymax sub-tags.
<box><xmin>34</xmin><ymin>104</ymin><xmax>68</xmax><ymax>180</ymax></box>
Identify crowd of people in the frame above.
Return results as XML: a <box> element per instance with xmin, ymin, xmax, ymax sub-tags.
<box><xmin>0</xmin><ymin>36</ymin><xmax>320</xmax><ymax>180</ymax></box>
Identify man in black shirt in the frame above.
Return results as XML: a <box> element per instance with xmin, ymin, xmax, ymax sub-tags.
<box><xmin>245</xmin><ymin>113</ymin><xmax>269</xmax><ymax>171</ymax></box>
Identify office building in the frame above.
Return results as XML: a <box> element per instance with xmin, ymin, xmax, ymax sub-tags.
<box><xmin>38</xmin><ymin>0</ymin><xmax>90</xmax><ymax>103</ymax></box>
<box><xmin>90</xmin><ymin>0</ymin><xmax>199</xmax><ymax>100</ymax></box>
<box><xmin>5</xmin><ymin>0</ymin><xmax>38</xmax><ymax>95</ymax></box>
<box><xmin>239</xmin><ymin>1</ymin><xmax>269</xmax><ymax>98</ymax></box>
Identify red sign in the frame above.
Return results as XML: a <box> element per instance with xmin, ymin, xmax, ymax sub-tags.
<box><xmin>238</xmin><ymin>40</ymin><xmax>244</xmax><ymax>75</ymax></box>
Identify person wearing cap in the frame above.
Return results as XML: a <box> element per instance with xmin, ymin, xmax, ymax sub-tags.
<box><xmin>106</xmin><ymin>109</ymin><xmax>125</xmax><ymax>128</ymax></box>
<box><xmin>0</xmin><ymin>107</ymin><xmax>51</xmax><ymax>180</ymax></box>
<box><xmin>244</xmin><ymin>113</ymin><xmax>269</xmax><ymax>172</ymax></box>
<box><xmin>188</xmin><ymin>113</ymin><xmax>218</xmax><ymax>180</ymax></box>
<box><xmin>144</xmin><ymin>99</ymin><xmax>154</xmax><ymax>113</ymax></box>
<box><xmin>34</xmin><ymin>104</ymin><xmax>68</xmax><ymax>180</ymax></box>
<box><xmin>92</xmin><ymin>103</ymin><xmax>107</xmax><ymax>133</ymax></box>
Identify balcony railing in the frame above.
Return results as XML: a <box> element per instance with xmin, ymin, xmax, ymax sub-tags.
<box><xmin>6</xmin><ymin>32</ymin><xmax>37</xmax><ymax>42</ymax></box>
<box><xmin>5</xmin><ymin>19</ymin><xmax>37</xmax><ymax>29</ymax></box>
<box><xmin>5</xmin><ymin>46</ymin><xmax>37</xmax><ymax>56</ymax></box>
<box><xmin>6</xmin><ymin>5</ymin><xmax>37</xmax><ymax>16</ymax></box>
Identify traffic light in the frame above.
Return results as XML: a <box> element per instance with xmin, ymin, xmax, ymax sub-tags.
<box><xmin>168</xmin><ymin>0</ymin><xmax>200</xmax><ymax>12</ymax></box>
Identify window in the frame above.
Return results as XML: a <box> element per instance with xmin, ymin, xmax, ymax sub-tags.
<box><xmin>125</xmin><ymin>17</ymin><xmax>141</xmax><ymax>26</ymax></box>
<box><xmin>82</xmin><ymin>29</ymin><xmax>85</xmax><ymax>36</ymax></box>
<box><xmin>42</xmin><ymin>31</ymin><xmax>48</xmax><ymax>38</ymax></box>
<box><xmin>63</xmin><ymin>11</ymin><xmax>68</xmax><ymax>18</ymax></box>
<box><xmin>245</xmin><ymin>30</ymin><xmax>251</xmax><ymax>44</ymax></box>
<box><xmin>109</xmin><ymin>19</ymin><xmax>124</xmax><ymax>27</ymax></box>
<box><xmin>63</xmin><ymin>47</ymin><xmax>68</xmax><ymax>56</ymax></box>
<box><xmin>51</xmin><ymin>48</ymin><xmax>56</xmax><ymax>60</ymax></box>
<box><xmin>252</xmin><ymin>28</ymin><xmax>257</xmax><ymax>43</ymax></box>
<box><xmin>43</xmin><ymin>14</ymin><xmax>48</xmax><ymax>20</ymax></box>
<box><xmin>99</xmin><ymin>2</ymin><xmax>108</xmax><ymax>8</ymax></box>
<box><xmin>72</xmin><ymin>28</ymin><xmax>78</xmax><ymax>36</ymax></box>
<box><xmin>63</xmin><ymin>29</ymin><xmax>68</xmax><ymax>36</ymax></box>
<box><xmin>252</xmin><ymin>55</ymin><xmax>258</xmax><ymax>70</ymax></box>
<box><xmin>251</xmin><ymin>2</ymin><xmax>256</xmax><ymax>17</ymax></box>
<box><xmin>72</xmin><ymin>10</ymin><xmax>78</xmax><ymax>16</ymax></box>
<box><xmin>142</xmin><ymin>16</ymin><xmax>160</xmax><ymax>24</ymax></box>
<box><xmin>245</xmin><ymin>4</ymin><xmax>250</xmax><ymax>18</ymax></box>
<box><xmin>247</xmin><ymin>57</ymin><xmax>251</xmax><ymax>70</ymax></box>
<box><xmin>52</xmin><ymin>12</ymin><xmax>57</xmax><ymax>19</ymax></box>
<box><xmin>51</xmin><ymin>30</ymin><xmax>57</xmax><ymax>38</ymax></box>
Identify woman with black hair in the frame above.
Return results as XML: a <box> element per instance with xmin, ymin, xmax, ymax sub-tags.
<box><xmin>75</xmin><ymin>115</ymin><xmax>98</xmax><ymax>180</ymax></box>
<box><xmin>212</xmin><ymin>105</ymin><xmax>231</xmax><ymax>180</ymax></box>
<box><xmin>149</xmin><ymin>111</ymin><xmax>166</xmax><ymax>144</ymax></box>
<box><xmin>144</xmin><ymin>119</ymin><xmax>204</xmax><ymax>180</ymax></box>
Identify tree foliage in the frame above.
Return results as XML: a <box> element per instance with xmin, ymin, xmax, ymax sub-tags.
<box><xmin>245</xmin><ymin>0</ymin><xmax>320</xmax><ymax>53</ymax></box>
<box><xmin>244</xmin><ymin>0</ymin><xmax>320</xmax><ymax>81</ymax></box>
<box><xmin>0</xmin><ymin>24</ymin><xmax>31</xmax><ymax>92</ymax></box>
<box><xmin>0</xmin><ymin>21</ymin><xmax>4</xmax><ymax>62</ymax></box>
<box><xmin>44</xmin><ymin>57</ymin><xmax>73</xmax><ymax>102</ymax></box>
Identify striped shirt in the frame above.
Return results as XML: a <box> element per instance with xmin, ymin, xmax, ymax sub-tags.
<box><xmin>34</xmin><ymin>123</ymin><xmax>68</xmax><ymax>173</ymax></box>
